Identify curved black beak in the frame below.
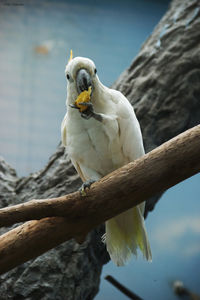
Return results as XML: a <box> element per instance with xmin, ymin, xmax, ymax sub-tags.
<box><xmin>76</xmin><ymin>68</ymin><xmax>92</xmax><ymax>94</ymax></box>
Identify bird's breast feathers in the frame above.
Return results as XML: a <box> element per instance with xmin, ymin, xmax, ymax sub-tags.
<box><xmin>66</xmin><ymin>108</ymin><xmax>122</xmax><ymax>176</ymax></box>
<box><xmin>63</xmin><ymin>88</ymin><xmax>144</xmax><ymax>178</ymax></box>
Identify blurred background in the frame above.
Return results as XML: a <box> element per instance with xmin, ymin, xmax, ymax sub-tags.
<box><xmin>0</xmin><ymin>0</ymin><xmax>199</xmax><ymax>299</ymax></box>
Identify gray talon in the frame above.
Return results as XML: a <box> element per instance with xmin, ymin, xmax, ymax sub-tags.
<box><xmin>81</xmin><ymin>111</ymin><xmax>94</xmax><ymax>119</ymax></box>
<box><xmin>69</xmin><ymin>104</ymin><xmax>79</xmax><ymax>109</ymax></box>
<box><xmin>79</xmin><ymin>102</ymin><xmax>102</xmax><ymax>122</ymax></box>
<box><xmin>80</xmin><ymin>102</ymin><xmax>94</xmax><ymax>120</ymax></box>
<box><xmin>78</xmin><ymin>102</ymin><xmax>93</xmax><ymax>107</ymax></box>
<box><xmin>79</xmin><ymin>179</ymin><xmax>96</xmax><ymax>196</ymax></box>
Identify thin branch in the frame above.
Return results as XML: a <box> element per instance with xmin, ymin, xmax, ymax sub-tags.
<box><xmin>0</xmin><ymin>125</ymin><xmax>199</xmax><ymax>275</ymax></box>
<box><xmin>105</xmin><ymin>275</ymin><xmax>143</xmax><ymax>300</ymax></box>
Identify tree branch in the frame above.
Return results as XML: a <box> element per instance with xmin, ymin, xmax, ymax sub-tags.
<box><xmin>0</xmin><ymin>125</ymin><xmax>199</xmax><ymax>227</ymax></box>
<box><xmin>0</xmin><ymin>125</ymin><xmax>199</xmax><ymax>275</ymax></box>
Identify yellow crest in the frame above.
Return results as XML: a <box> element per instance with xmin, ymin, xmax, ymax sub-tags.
<box><xmin>68</xmin><ymin>49</ymin><xmax>73</xmax><ymax>63</ymax></box>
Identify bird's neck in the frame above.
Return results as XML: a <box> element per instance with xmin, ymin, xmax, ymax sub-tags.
<box><xmin>92</xmin><ymin>80</ymin><xmax>108</xmax><ymax>108</ymax></box>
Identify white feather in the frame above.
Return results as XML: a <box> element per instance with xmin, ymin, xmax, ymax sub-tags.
<box><xmin>61</xmin><ymin>56</ymin><xmax>152</xmax><ymax>266</ymax></box>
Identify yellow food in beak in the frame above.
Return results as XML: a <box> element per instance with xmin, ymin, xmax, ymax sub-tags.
<box><xmin>74</xmin><ymin>86</ymin><xmax>92</xmax><ymax>112</ymax></box>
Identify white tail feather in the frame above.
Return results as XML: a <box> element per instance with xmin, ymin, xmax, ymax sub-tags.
<box><xmin>103</xmin><ymin>204</ymin><xmax>152</xmax><ymax>266</ymax></box>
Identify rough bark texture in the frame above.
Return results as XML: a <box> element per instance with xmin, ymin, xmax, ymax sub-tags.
<box><xmin>0</xmin><ymin>0</ymin><xmax>199</xmax><ymax>298</ymax></box>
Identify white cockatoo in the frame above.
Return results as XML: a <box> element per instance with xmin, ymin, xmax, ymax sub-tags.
<box><xmin>61</xmin><ymin>52</ymin><xmax>152</xmax><ymax>266</ymax></box>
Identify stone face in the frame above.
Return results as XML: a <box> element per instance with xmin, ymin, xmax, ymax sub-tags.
<box><xmin>0</xmin><ymin>0</ymin><xmax>200</xmax><ymax>298</ymax></box>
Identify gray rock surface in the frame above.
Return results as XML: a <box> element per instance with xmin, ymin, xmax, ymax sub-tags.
<box><xmin>113</xmin><ymin>0</ymin><xmax>200</xmax><ymax>214</ymax></box>
<box><xmin>0</xmin><ymin>0</ymin><xmax>199</xmax><ymax>298</ymax></box>
<box><xmin>0</xmin><ymin>151</ymin><xmax>109</xmax><ymax>299</ymax></box>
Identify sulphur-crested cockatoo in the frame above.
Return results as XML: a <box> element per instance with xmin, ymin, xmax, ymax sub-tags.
<box><xmin>61</xmin><ymin>53</ymin><xmax>152</xmax><ymax>266</ymax></box>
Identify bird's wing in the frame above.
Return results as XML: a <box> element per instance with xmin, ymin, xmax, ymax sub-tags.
<box><xmin>110</xmin><ymin>89</ymin><xmax>145</xmax><ymax>161</ymax></box>
<box><xmin>61</xmin><ymin>113</ymin><xmax>67</xmax><ymax>146</ymax></box>
<box><xmin>111</xmin><ymin>89</ymin><xmax>145</xmax><ymax>214</ymax></box>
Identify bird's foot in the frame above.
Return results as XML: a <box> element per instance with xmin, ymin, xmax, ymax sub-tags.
<box><xmin>69</xmin><ymin>104</ymin><xmax>80</xmax><ymax>109</ymax></box>
<box><xmin>79</xmin><ymin>179</ymin><xmax>96</xmax><ymax>196</ymax></box>
<box><xmin>78</xmin><ymin>102</ymin><xmax>103</xmax><ymax>122</ymax></box>
<box><xmin>80</xmin><ymin>102</ymin><xmax>94</xmax><ymax>120</ymax></box>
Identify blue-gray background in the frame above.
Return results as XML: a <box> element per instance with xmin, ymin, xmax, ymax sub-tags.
<box><xmin>0</xmin><ymin>0</ymin><xmax>199</xmax><ymax>299</ymax></box>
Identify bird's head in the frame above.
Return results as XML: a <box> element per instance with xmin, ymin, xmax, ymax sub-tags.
<box><xmin>65</xmin><ymin>52</ymin><xmax>99</xmax><ymax>105</ymax></box>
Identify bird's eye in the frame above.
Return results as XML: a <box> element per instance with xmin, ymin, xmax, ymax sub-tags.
<box><xmin>94</xmin><ymin>68</ymin><xmax>97</xmax><ymax>74</ymax></box>
<box><xmin>66</xmin><ymin>74</ymin><xmax>70</xmax><ymax>80</ymax></box>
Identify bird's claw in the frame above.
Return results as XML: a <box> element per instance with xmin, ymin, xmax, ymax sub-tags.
<box><xmin>79</xmin><ymin>102</ymin><xmax>103</xmax><ymax>122</ymax></box>
<box><xmin>70</xmin><ymin>101</ymin><xmax>102</xmax><ymax>122</ymax></box>
<box><xmin>79</xmin><ymin>179</ymin><xmax>96</xmax><ymax>196</ymax></box>
<box><xmin>79</xmin><ymin>102</ymin><xmax>94</xmax><ymax>120</ymax></box>
<box><xmin>81</xmin><ymin>111</ymin><xmax>94</xmax><ymax>120</ymax></box>
<box><xmin>78</xmin><ymin>102</ymin><xmax>93</xmax><ymax>108</ymax></box>
<box><xmin>69</xmin><ymin>104</ymin><xmax>79</xmax><ymax>109</ymax></box>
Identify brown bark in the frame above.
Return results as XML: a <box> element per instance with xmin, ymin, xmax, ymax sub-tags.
<box><xmin>0</xmin><ymin>125</ymin><xmax>199</xmax><ymax>275</ymax></box>
<box><xmin>0</xmin><ymin>126</ymin><xmax>200</xmax><ymax>229</ymax></box>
